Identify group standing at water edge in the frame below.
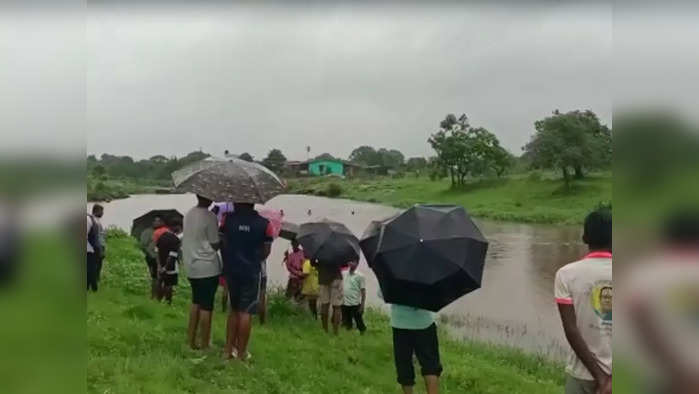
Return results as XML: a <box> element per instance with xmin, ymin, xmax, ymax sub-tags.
<box><xmin>87</xmin><ymin>155</ymin><xmax>612</xmax><ymax>394</ymax></box>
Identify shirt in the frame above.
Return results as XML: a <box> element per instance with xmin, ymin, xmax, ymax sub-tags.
<box><xmin>86</xmin><ymin>215</ymin><xmax>95</xmax><ymax>253</ymax></box>
<box><xmin>554</xmin><ymin>252</ymin><xmax>612</xmax><ymax>380</ymax></box>
<box><xmin>139</xmin><ymin>227</ymin><xmax>157</xmax><ymax>259</ymax></box>
<box><xmin>221</xmin><ymin>210</ymin><xmax>274</xmax><ymax>278</ymax></box>
<box><xmin>378</xmin><ymin>289</ymin><xmax>436</xmax><ymax>330</ymax></box>
<box><xmin>343</xmin><ymin>270</ymin><xmax>366</xmax><ymax>306</ymax></box>
<box><xmin>157</xmin><ymin>231</ymin><xmax>181</xmax><ymax>274</ymax></box>
<box><xmin>301</xmin><ymin>259</ymin><xmax>319</xmax><ymax>296</ymax></box>
<box><xmin>153</xmin><ymin>226</ymin><xmax>168</xmax><ymax>244</ymax></box>
<box><xmin>317</xmin><ymin>264</ymin><xmax>342</xmax><ymax>285</ymax></box>
<box><xmin>182</xmin><ymin>207</ymin><xmax>221</xmax><ymax>279</ymax></box>
<box><xmin>285</xmin><ymin>249</ymin><xmax>305</xmax><ymax>280</ymax></box>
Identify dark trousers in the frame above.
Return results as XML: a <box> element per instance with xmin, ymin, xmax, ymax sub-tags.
<box><xmin>392</xmin><ymin>323</ymin><xmax>442</xmax><ymax>386</ymax></box>
<box><xmin>87</xmin><ymin>252</ymin><xmax>99</xmax><ymax>292</ymax></box>
<box><xmin>341</xmin><ymin>305</ymin><xmax>366</xmax><ymax>332</ymax></box>
<box><xmin>96</xmin><ymin>255</ymin><xmax>104</xmax><ymax>283</ymax></box>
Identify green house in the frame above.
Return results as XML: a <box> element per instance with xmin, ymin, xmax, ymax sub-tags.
<box><xmin>308</xmin><ymin>159</ymin><xmax>345</xmax><ymax>176</ymax></box>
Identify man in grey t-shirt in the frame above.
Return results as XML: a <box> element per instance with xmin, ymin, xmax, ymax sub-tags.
<box><xmin>182</xmin><ymin>194</ymin><xmax>221</xmax><ymax>350</ymax></box>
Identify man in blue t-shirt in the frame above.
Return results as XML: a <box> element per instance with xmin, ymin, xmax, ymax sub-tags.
<box><xmin>220</xmin><ymin>203</ymin><xmax>273</xmax><ymax>361</ymax></box>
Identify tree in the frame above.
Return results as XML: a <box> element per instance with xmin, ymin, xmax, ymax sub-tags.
<box><xmin>314</xmin><ymin>153</ymin><xmax>335</xmax><ymax>161</ymax></box>
<box><xmin>239</xmin><ymin>152</ymin><xmax>254</xmax><ymax>162</ymax></box>
<box><xmin>429</xmin><ymin>113</ymin><xmax>512</xmax><ymax>186</ymax></box>
<box><xmin>149</xmin><ymin>155</ymin><xmax>168</xmax><ymax>164</ymax></box>
<box><xmin>406</xmin><ymin>157</ymin><xmax>428</xmax><ymax>170</ymax></box>
<box><xmin>262</xmin><ymin>149</ymin><xmax>287</xmax><ymax>173</ymax></box>
<box><xmin>378</xmin><ymin>148</ymin><xmax>405</xmax><ymax>169</ymax></box>
<box><xmin>349</xmin><ymin>146</ymin><xmax>380</xmax><ymax>166</ymax></box>
<box><xmin>92</xmin><ymin>164</ymin><xmax>105</xmax><ymax>176</ymax></box>
<box><xmin>523</xmin><ymin>110</ymin><xmax>611</xmax><ymax>187</ymax></box>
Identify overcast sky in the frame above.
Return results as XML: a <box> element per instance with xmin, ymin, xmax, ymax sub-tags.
<box><xmin>85</xmin><ymin>2</ymin><xmax>612</xmax><ymax>161</ymax></box>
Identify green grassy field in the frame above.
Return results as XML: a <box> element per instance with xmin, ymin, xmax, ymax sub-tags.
<box><xmin>88</xmin><ymin>231</ymin><xmax>565</xmax><ymax>393</ymax></box>
<box><xmin>287</xmin><ymin>171</ymin><xmax>611</xmax><ymax>224</ymax></box>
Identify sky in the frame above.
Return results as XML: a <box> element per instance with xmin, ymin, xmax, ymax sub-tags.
<box><xmin>84</xmin><ymin>2</ymin><xmax>613</xmax><ymax>161</ymax></box>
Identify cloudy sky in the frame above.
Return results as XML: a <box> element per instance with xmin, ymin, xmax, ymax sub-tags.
<box><xmin>85</xmin><ymin>2</ymin><xmax>612</xmax><ymax>161</ymax></box>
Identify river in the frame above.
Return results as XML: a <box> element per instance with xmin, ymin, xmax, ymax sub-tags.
<box><xmin>92</xmin><ymin>193</ymin><xmax>585</xmax><ymax>360</ymax></box>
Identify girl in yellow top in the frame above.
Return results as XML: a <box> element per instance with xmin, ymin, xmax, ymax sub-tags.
<box><xmin>301</xmin><ymin>259</ymin><xmax>319</xmax><ymax>319</ymax></box>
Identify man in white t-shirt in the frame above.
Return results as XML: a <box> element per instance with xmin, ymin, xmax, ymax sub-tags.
<box><xmin>555</xmin><ymin>208</ymin><xmax>612</xmax><ymax>394</ymax></box>
<box><xmin>182</xmin><ymin>194</ymin><xmax>221</xmax><ymax>350</ymax></box>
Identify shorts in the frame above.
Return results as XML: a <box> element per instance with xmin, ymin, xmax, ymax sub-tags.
<box><xmin>188</xmin><ymin>276</ymin><xmax>219</xmax><ymax>311</ymax></box>
<box><xmin>286</xmin><ymin>278</ymin><xmax>302</xmax><ymax>298</ymax></box>
<box><xmin>565</xmin><ymin>376</ymin><xmax>597</xmax><ymax>394</ymax></box>
<box><xmin>145</xmin><ymin>256</ymin><xmax>158</xmax><ymax>280</ymax></box>
<box><xmin>226</xmin><ymin>273</ymin><xmax>261</xmax><ymax>315</ymax></box>
<box><xmin>393</xmin><ymin>323</ymin><xmax>442</xmax><ymax>386</ymax></box>
<box><xmin>161</xmin><ymin>273</ymin><xmax>178</xmax><ymax>287</ymax></box>
<box><xmin>319</xmin><ymin>279</ymin><xmax>343</xmax><ymax>307</ymax></box>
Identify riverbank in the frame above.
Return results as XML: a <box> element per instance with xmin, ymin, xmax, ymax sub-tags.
<box><xmin>87</xmin><ymin>175</ymin><xmax>172</xmax><ymax>202</ymax></box>
<box><xmin>88</xmin><ymin>230</ymin><xmax>564</xmax><ymax>393</ymax></box>
<box><xmin>287</xmin><ymin>171</ymin><xmax>611</xmax><ymax>224</ymax></box>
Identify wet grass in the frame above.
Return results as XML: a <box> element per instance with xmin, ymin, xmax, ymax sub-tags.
<box><xmin>287</xmin><ymin>171</ymin><xmax>611</xmax><ymax>224</ymax></box>
<box><xmin>87</xmin><ymin>230</ymin><xmax>565</xmax><ymax>393</ymax></box>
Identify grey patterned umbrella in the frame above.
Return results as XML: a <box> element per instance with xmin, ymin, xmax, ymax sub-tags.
<box><xmin>171</xmin><ymin>157</ymin><xmax>285</xmax><ymax>203</ymax></box>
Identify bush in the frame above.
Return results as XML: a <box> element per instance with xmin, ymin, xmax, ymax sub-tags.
<box><xmin>326</xmin><ymin>183</ymin><xmax>343</xmax><ymax>197</ymax></box>
<box><xmin>527</xmin><ymin>171</ymin><xmax>542</xmax><ymax>182</ymax></box>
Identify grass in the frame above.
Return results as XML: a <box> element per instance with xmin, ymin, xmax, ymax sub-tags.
<box><xmin>88</xmin><ymin>230</ymin><xmax>565</xmax><ymax>393</ymax></box>
<box><xmin>287</xmin><ymin>171</ymin><xmax>611</xmax><ymax>224</ymax></box>
<box><xmin>87</xmin><ymin>175</ymin><xmax>173</xmax><ymax>202</ymax></box>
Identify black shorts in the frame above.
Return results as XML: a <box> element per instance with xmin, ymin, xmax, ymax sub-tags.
<box><xmin>226</xmin><ymin>273</ymin><xmax>261</xmax><ymax>315</ymax></box>
<box><xmin>188</xmin><ymin>276</ymin><xmax>219</xmax><ymax>311</ymax></box>
<box><xmin>392</xmin><ymin>323</ymin><xmax>442</xmax><ymax>386</ymax></box>
<box><xmin>162</xmin><ymin>273</ymin><xmax>178</xmax><ymax>287</ymax></box>
<box><xmin>145</xmin><ymin>256</ymin><xmax>158</xmax><ymax>280</ymax></box>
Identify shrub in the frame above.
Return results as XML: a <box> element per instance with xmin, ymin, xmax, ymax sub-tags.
<box><xmin>527</xmin><ymin>171</ymin><xmax>542</xmax><ymax>182</ymax></box>
<box><xmin>326</xmin><ymin>183</ymin><xmax>343</xmax><ymax>197</ymax></box>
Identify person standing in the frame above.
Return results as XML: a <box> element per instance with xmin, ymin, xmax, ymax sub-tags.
<box><xmin>90</xmin><ymin>204</ymin><xmax>106</xmax><ymax>286</ymax></box>
<box><xmin>182</xmin><ymin>195</ymin><xmax>221</xmax><ymax>350</ymax></box>
<box><xmin>156</xmin><ymin>217</ymin><xmax>182</xmax><ymax>305</ymax></box>
<box><xmin>283</xmin><ymin>239</ymin><xmax>305</xmax><ymax>300</ymax></box>
<box><xmin>301</xmin><ymin>258</ymin><xmax>319</xmax><ymax>319</ymax></box>
<box><xmin>140</xmin><ymin>216</ymin><xmax>164</xmax><ymax>299</ymax></box>
<box><xmin>220</xmin><ymin>203</ymin><xmax>273</xmax><ymax>361</ymax></box>
<box><xmin>342</xmin><ymin>260</ymin><xmax>366</xmax><ymax>334</ymax></box>
<box><xmin>86</xmin><ymin>210</ymin><xmax>101</xmax><ymax>292</ymax></box>
<box><xmin>555</xmin><ymin>208</ymin><xmax>612</xmax><ymax>394</ymax></box>
<box><xmin>315</xmin><ymin>260</ymin><xmax>343</xmax><ymax>335</ymax></box>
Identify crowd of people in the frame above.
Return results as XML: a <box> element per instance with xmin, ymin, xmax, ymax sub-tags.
<box><xmin>87</xmin><ymin>198</ymin><xmax>612</xmax><ymax>394</ymax></box>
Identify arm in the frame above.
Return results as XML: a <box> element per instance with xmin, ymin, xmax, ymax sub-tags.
<box><xmin>207</xmin><ymin>214</ymin><xmax>221</xmax><ymax>251</ymax></box>
<box><xmin>558</xmin><ymin>304</ymin><xmax>609</xmax><ymax>387</ymax></box>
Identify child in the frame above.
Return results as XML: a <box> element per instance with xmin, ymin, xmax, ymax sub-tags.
<box><xmin>283</xmin><ymin>239</ymin><xmax>305</xmax><ymax>301</ymax></box>
<box><xmin>555</xmin><ymin>208</ymin><xmax>612</xmax><ymax>394</ymax></box>
<box><xmin>342</xmin><ymin>260</ymin><xmax>366</xmax><ymax>334</ymax></box>
<box><xmin>156</xmin><ymin>217</ymin><xmax>182</xmax><ymax>305</ymax></box>
<box><xmin>381</xmin><ymin>289</ymin><xmax>442</xmax><ymax>394</ymax></box>
<box><xmin>301</xmin><ymin>258</ymin><xmax>319</xmax><ymax>319</ymax></box>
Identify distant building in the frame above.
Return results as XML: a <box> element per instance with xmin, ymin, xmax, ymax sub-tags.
<box><xmin>285</xmin><ymin>158</ymin><xmax>363</xmax><ymax>177</ymax></box>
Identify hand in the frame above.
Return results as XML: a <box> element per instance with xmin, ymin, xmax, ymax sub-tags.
<box><xmin>596</xmin><ymin>374</ymin><xmax>611</xmax><ymax>394</ymax></box>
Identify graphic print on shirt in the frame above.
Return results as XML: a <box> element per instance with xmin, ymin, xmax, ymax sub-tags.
<box><xmin>590</xmin><ymin>280</ymin><xmax>613</xmax><ymax>326</ymax></box>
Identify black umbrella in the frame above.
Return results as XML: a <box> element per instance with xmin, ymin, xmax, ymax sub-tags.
<box><xmin>279</xmin><ymin>221</ymin><xmax>299</xmax><ymax>241</ymax></box>
<box><xmin>296</xmin><ymin>220</ymin><xmax>361</xmax><ymax>265</ymax></box>
<box><xmin>131</xmin><ymin>209</ymin><xmax>183</xmax><ymax>238</ymax></box>
<box><xmin>360</xmin><ymin>204</ymin><xmax>488</xmax><ymax>312</ymax></box>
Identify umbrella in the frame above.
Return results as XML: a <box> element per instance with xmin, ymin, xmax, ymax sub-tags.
<box><xmin>296</xmin><ymin>219</ymin><xmax>361</xmax><ymax>265</ymax></box>
<box><xmin>360</xmin><ymin>204</ymin><xmax>488</xmax><ymax>312</ymax></box>
<box><xmin>131</xmin><ymin>209</ymin><xmax>183</xmax><ymax>239</ymax></box>
<box><xmin>258</xmin><ymin>208</ymin><xmax>283</xmax><ymax>238</ymax></box>
<box><xmin>171</xmin><ymin>157</ymin><xmax>285</xmax><ymax>203</ymax></box>
<box><xmin>279</xmin><ymin>221</ymin><xmax>299</xmax><ymax>240</ymax></box>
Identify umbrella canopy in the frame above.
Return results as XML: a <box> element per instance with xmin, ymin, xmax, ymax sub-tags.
<box><xmin>297</xmin><ymin>219</ymin><xmax>361</xmax><ymax>265</ymax></box>
<box><xmin>360</xmin><ymin>204</ymin><xmax>488</xmax><ymax>312</ymax></box>
<box><xmin>279</xmin><ymin>221</ymin><xmax>299</xmax><ymax>241</ymax></box>
<box><xmin>131</xmin><ymin>209</ymin><xmax>183</xmax><ymax>238</ymax></box>
<box><xmin>171</xmin><ymin>157</ymin><xmax>285</xmax><ymax>203</ymax></box>
<box><xmin>258</xmin><ymin>208</ymin><xmax>283</xmax><ymax>238</ymax></box>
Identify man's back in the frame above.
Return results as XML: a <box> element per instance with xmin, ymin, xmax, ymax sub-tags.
<box><xmin>221</xmin><ymin>210</ymin><xmax>272</xmax><ymax>277</ymax></box>
<box><xmin>555</xmin><ymin>252</ymin><xmax>612</xmax><ymax>380</ymax></box>
<box><xmin>182</xmin><ymin>207</ymin><xmax>220</xmax><ymax>279</ymax></box>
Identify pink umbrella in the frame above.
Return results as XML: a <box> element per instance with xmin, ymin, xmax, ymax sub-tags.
<box><xmin>258</xmin><ymin>207</ymin><xmax>283</xmax><ymax>238</ymax></box>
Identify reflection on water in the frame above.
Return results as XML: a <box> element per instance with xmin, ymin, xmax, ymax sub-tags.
<box><xmin>91</xmin><ymin>193</ymin><xmax>586</xmax><ymax>360</ymax></box>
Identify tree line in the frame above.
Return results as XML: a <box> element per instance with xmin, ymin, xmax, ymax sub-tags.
<box><xmin>88</xmin><ymin>109</ymin><xmax>611</xmax><ymax>187</ymax></box>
